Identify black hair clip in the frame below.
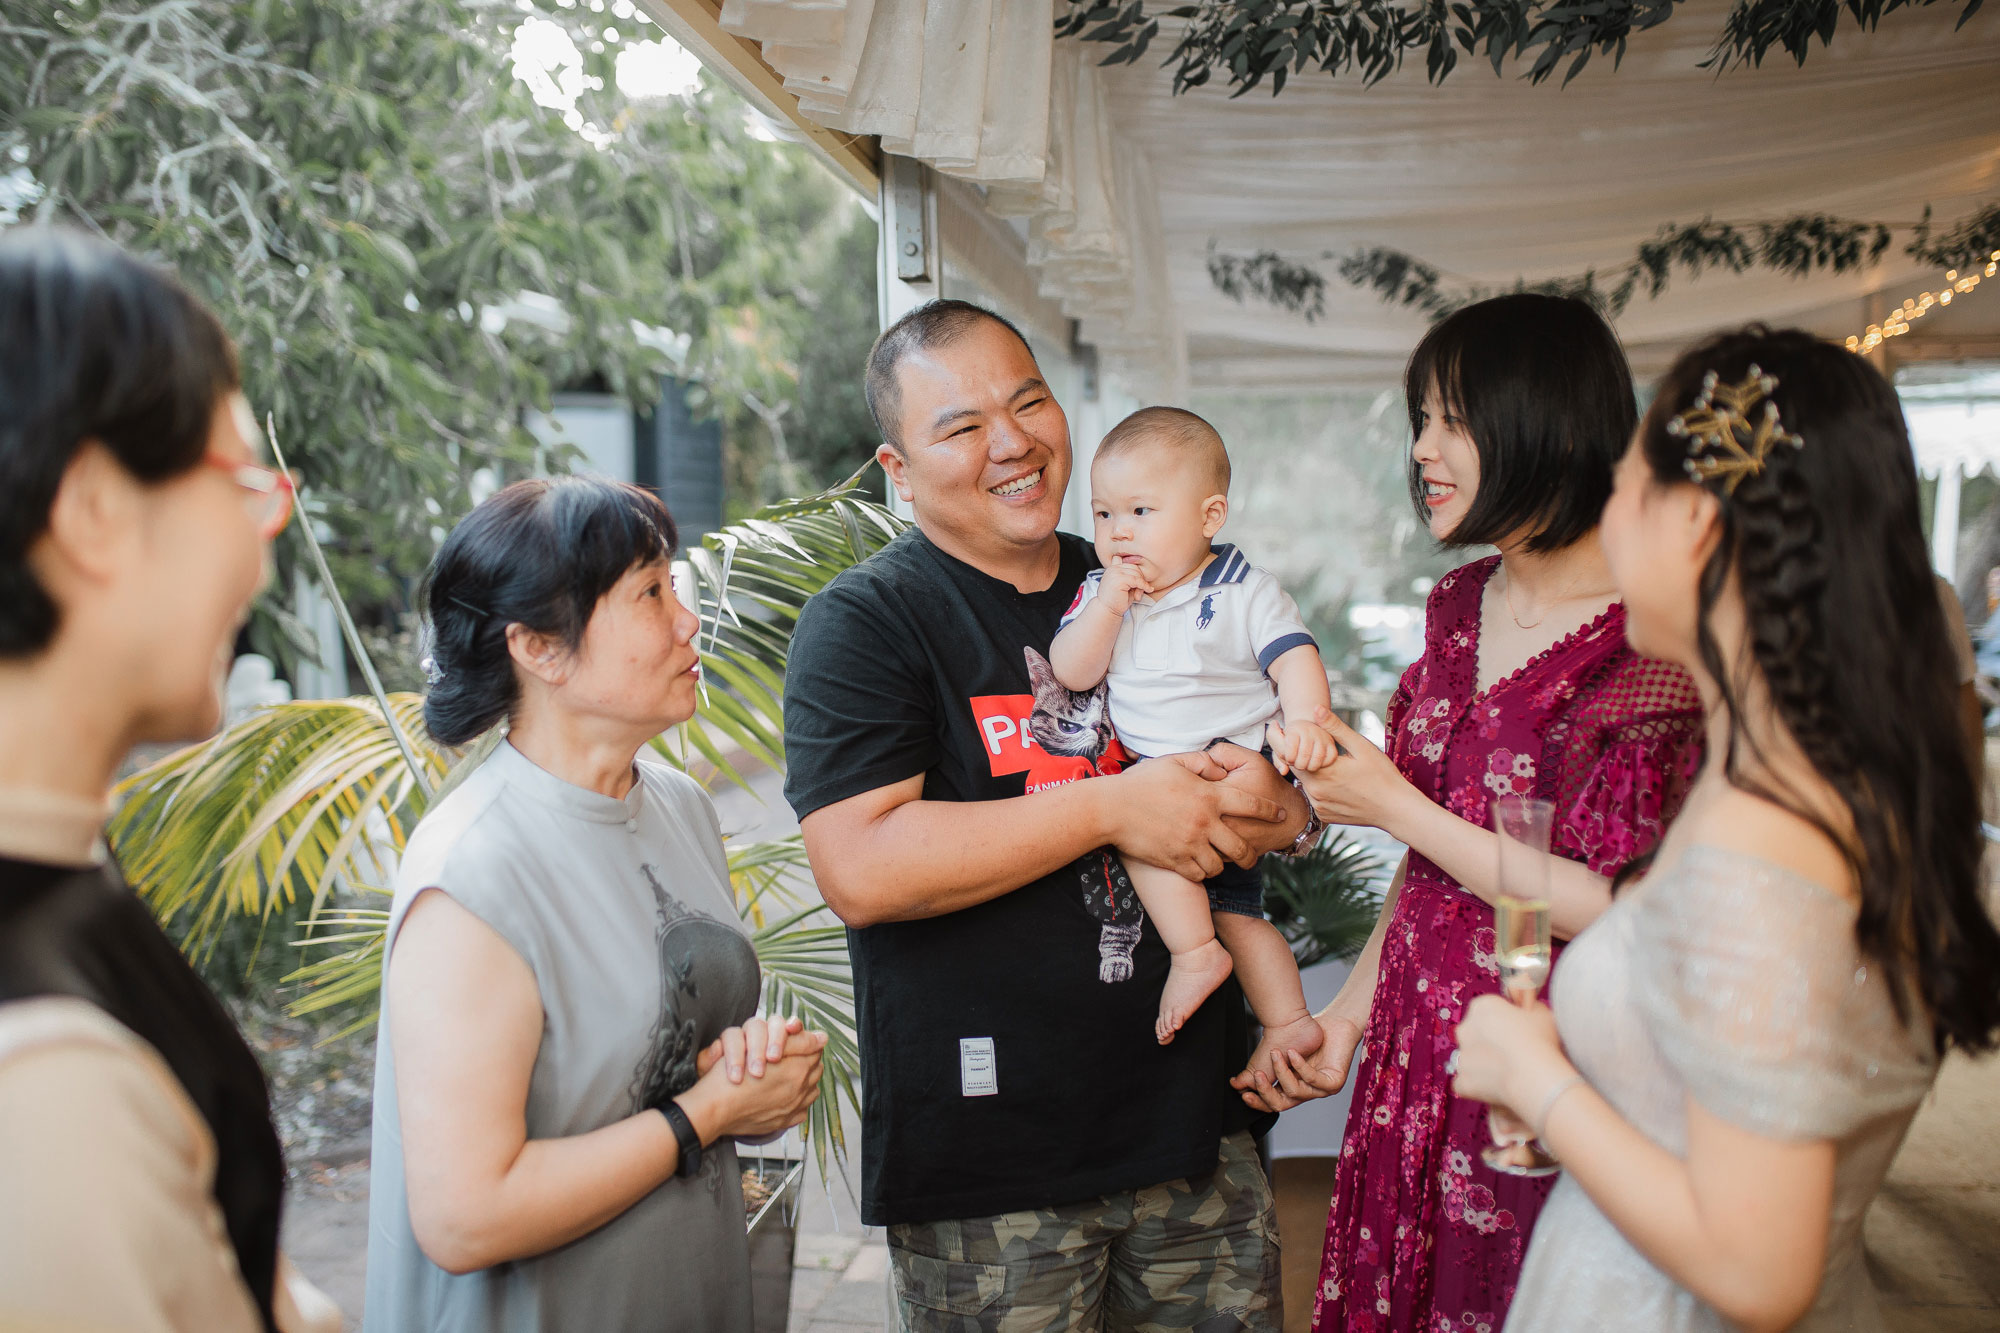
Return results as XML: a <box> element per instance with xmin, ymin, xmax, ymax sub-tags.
<box><xmin>446</xmin><ymin>594</ymin><xmax>490</xmax><ymax>620</ymax></box>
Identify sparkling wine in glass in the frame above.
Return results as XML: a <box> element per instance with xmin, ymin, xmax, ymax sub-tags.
<box><xmin>1481</xmin><ymin>795</ymin><xmax>1562</xmax><ymax>1178</ymax></box>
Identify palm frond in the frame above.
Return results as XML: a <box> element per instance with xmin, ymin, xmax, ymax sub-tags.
<box><xmin>1261</xmin><ymin>831</ymin><xmax>1388</xmax><ymax>969</ymax></box>
<box><xmin>285</xmin><ymin>893</ymin><xmax>393</xmax><ymax>1040</ymax></box>
<box><xmin>748</xmin><ymin>901</ymin><xmax>858</xmax><ymax>1177</ymax></box>
<box><xmin>109</xmin><ymin>695</ymin><xmax>455</xmax><ymax>963</ymax></box>
<box><xmin>673</xmin><ymin>469</ymin><xmax>904</xmax><ymax>781</ymax></box>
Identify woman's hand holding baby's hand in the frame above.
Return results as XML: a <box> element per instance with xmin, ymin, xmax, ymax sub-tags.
<box><xmin>1097</xmin><ymin>562</ymin><xmax>1151</xmax><ymax>616</ymax></box>
<box><xmin>1270</xmin><ymin>718</ymin><xmax>1340</xmax><ymax>775</ymax></box>
<box><xmin>1293</xmin><ymin>707</ymin><xmax>1423</xmax><ymax>835</ymax></box>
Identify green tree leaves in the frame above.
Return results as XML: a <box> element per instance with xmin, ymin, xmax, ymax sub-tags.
<box><xmin>2</xmin><ymin>0</ymin><xmax>873</xmax><ymax>666</ymax></box>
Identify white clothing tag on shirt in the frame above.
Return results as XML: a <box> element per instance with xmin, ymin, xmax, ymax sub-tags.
<box><xmin>959</xmin><ymin>1037</ymin><xmax>998</xmax><ymax>1097</ymax></box>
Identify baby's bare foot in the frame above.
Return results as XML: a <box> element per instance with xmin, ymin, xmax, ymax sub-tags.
<box><xmin>1156</xmin><ymin>940</ymin><xmax>1234</xmax><ymax>1045</ymax></box>
<box><xmin>1242</xmin><ymin>1013</ymin><xmax>1325</xmax><ymax>1082</ymax></box>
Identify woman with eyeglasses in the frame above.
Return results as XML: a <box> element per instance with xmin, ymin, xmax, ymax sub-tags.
<box><xmin>0</xmin><ymin>229</ymin><xmax>334</xmax><ymax>1331</ymax></box>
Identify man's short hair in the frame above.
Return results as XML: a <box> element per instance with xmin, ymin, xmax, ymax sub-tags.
<box><xmin>1093</xmin><ymin>406</ymin><xmax>1232</xmax><ymax>494</ymax></box>
<box><xmin>864</xmin><ymin>298</ymin><xmax>1036</xmax><ymax>452</ymax></box>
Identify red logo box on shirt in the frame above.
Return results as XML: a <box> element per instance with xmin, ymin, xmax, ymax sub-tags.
<box><xmin>969</xmin><ymin>694</ymin><xmax>1129</xmax><ymax>793</ymax></box>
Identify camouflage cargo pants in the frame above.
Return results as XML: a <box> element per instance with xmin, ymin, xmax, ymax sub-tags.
<box><xmin>887</xmin><ymin>1131</ymin><xmax>1281</xmax><ymax>1332</ymax></box>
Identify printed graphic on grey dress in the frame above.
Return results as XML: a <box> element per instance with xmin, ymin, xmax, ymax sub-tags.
<box><xmin>1023</xmin><ymin>647</ymin><xmax>1147</xmax><ymax>983</ymax></box>
<box><xmin>628</xmin><ymin>864</ymin><xmax>760</xmax><ymax>1188</ymax></box>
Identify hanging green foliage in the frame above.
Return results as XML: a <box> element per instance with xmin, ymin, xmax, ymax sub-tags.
<box><xmin>1207</xmin><ymin>241</ymin><xmax>1331</xmax><ymax>320</ymax></box>
<box><xmin>1208</xmin><ymin>202</ymin><xmax>2000</xmax><ymax>322</ymax></box>
<box><xmin>1057</xmin><ymin>0</ymin><xmax>1984</xmax><ymax>94</ymax></box>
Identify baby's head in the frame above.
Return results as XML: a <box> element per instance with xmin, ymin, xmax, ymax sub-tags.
<box><xmin>1089</xmin><ymin>407</ymin><xmax>1232</xmax><ymax>590</ymax></box>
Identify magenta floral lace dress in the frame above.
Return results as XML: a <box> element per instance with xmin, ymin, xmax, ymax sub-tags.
<box><xmin>1312</xmin><ymin>556</ymin><xmax>1704</xmax><ymax>1333</ymax></box>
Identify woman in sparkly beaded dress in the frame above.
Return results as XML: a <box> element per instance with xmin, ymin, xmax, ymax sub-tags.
<box><xmin>1234</xmin><ymin>294</ymin><xmax>1706</xmax><ymax>1332</ymax></box>
<box><xmin>1454</xmin><ymin>327</ymin><xmax>2000</xmax><ymax>1331</ymax></box>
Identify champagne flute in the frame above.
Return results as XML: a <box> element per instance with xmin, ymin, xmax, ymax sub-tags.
<box><xmin>1481</xmin><ymin>794</ymin><xmax>1562</xmax><ymax>1178</ymax></box>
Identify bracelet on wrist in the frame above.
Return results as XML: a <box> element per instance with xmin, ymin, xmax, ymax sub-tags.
<box><xmin>1532</xmin><ymin>1073</ymin><xmax>1587</xmax><ymax>1142</ymax></box>
<box><xmin>654</xmin><ymin>1097</ymin><xmax>705</xmax><ymax>1179</ymax></box>
<box><xmin>1283</xmin><ymin>773</ymin><xmax>1324</xmax><ymax>858</ymax></box>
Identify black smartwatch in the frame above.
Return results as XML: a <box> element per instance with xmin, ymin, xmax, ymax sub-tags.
<box><xmin>656</xmin><ymin>1099</ymin><xmax>703</xmax><ymax>1179</ymax></box>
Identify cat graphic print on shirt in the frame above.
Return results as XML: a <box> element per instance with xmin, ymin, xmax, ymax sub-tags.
<box><xmin>1020</xmin><ymin>646</ymin><xmax>1146</xmax><ymax>983</ymax></box>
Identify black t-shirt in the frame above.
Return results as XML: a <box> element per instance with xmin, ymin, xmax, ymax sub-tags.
<box><xmin>783</xmin><ymin>526</ymin><xmax>1265</xmax><ymax>1227</ymax></box>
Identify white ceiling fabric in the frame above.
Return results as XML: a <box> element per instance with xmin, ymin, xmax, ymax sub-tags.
<box><xmin>723</xmin><ymin>0</ymin><xmax>1998</xmax><ymax>396</ymax></box>
<box><xmin>1099</xmin><ymin>0</ymin><xmax>2000</xmax><ymax>388</ymax></box>
<box><xmin>719</xmin><ymin>0</ymin><xmax>1186</xmax><ymax>395</ymax></box>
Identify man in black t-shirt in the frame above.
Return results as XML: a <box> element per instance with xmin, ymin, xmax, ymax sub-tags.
<box><xmin>783</xmin><ymin>300</ymin><xmax>1312</xmax><ymax>1330</ymax></box>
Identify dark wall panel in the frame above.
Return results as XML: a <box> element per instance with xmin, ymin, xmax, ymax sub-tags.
<box><xmin>639</xmin><ymin>376</ymin><xmax>724</xmax><ymax>539</ymax></box>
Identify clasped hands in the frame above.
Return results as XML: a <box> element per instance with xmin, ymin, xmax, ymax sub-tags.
<box><xmin>1109</xmin><ymin>741</ymin><xmax>1305</xmax><ymax>883</ymax></box>
<box><xmin>685</xmin><ymin>1015</ymin><xmax>828</xmax><ymax>1142</ymax></box>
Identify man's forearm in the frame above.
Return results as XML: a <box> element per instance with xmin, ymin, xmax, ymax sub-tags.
<box><xmin>802</xmin><ymin>779</ymin><xmax>1117</xmax><ymax>927</ymax></box>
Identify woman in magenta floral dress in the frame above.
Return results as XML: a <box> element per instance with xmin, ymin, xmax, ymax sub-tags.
<box><xmin>1234</xmin><ymin>295</ymin><xmax>1706</xmax><ymax>1332</ymax></box>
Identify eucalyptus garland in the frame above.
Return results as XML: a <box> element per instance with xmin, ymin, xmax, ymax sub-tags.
<box><xmin>1056</xmin><ymin>0</ymin><xmax>1985</xmax><ymax>94</ymax></box>
<box><xmin>1208</xmin><ymin>203</ymin><xmax>2000</xmax><ymax>323</ymax></box>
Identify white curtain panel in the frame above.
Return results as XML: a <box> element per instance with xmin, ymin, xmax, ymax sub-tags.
<box><xmin>723</xmin><ymin>0</ymin><xmax>1187</xmax><ymax>397</ymax></box>
<box><xmin>1905</xmin><ymin>400</ymin><xmax>2000</xmax><ymax>479</ymax></box>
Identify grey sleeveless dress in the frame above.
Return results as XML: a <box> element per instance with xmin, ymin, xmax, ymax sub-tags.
<box><xmin>1507</xmin><ymin>846</ymin><xmax>1936</xmax><ymax>1332</ymax></box>
<box><xmin>365</xmin><ymin>742</ymin><xmax>761</xmax><ymax>1332</ymax></box>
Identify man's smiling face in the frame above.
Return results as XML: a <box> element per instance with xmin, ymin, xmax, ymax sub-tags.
<box><xmin>878</xmin><ymin>315</ymin><xmax>1072</xmax><ymax>561</ymax></box>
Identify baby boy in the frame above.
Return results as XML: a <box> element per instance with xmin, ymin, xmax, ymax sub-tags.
<box><xmin>1050</xmin><ymin>406</ymin><xmax>1336</xmax><ymax>1067</ymax></box>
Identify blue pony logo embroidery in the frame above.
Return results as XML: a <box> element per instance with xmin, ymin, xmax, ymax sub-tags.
<box><xmin>1197</xmin><ymin>594</ymin><xmax>1217</xmax><ymax>630</ymax></box>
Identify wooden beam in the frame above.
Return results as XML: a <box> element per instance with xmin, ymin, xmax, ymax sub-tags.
<box><xmin>638</xmin><ymin>0</ymin><xmax>880</xmax><ymax>197</ymax></box>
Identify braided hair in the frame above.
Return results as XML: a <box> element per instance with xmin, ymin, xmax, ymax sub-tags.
<box><xmin>1638</xmin><ymin>326</ymin><xmax>2000</xmax><ymax>1055</ymax></box>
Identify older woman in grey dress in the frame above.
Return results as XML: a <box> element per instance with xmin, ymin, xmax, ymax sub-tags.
<box><xmin>365</xmin><ymin>477</ymin><xmax>826</xmax><ymax>1332</ymax></box>
<box><xmin>1453</xmin><ymin>328</ymin><xmax>2000</xmax><ymax>1332</ymax></box>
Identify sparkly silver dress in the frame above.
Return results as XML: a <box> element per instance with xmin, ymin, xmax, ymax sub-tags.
<box><xmin>1506</xmin><ymin>846</ymin><xmax>1936</xmax><ymax>1332</ymax></box>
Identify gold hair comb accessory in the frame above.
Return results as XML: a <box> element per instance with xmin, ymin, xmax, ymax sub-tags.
<box><xmin>1666</xmin><ymin>365</ymin><xmax>1804</xmax><ymax>494</ymax></box>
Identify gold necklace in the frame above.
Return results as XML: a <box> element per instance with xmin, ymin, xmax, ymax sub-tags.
<box><xmin>1501</xmin><ymin>568</ymin><xmax>1598</xmax><ymax>631</ymax></box>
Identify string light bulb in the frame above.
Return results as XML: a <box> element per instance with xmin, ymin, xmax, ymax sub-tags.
<box><xmin>1846</xmin><ymin>250</ymin><xmax>1999</xmax><ymax>356</ymax></box>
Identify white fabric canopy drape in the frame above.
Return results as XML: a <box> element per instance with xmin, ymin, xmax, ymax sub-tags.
<box><xmin>719</xmin><ymin>0</ymin><xmax>1188</xmax><ymax>395</ymax></box>
<box><xmin>718</xmin><ymin>1</ymin><xmax>1997</xmax><ymax>397</ymax></box>
<box><xmin>1096</xmin><ymin>0</ymin><xmax>2000</xmax><ymax>387</ymax></box>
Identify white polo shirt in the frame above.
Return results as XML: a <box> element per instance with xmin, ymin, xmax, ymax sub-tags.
<box><xmin>1060</xmin><ymin>543</ymin><xmax>1318</xmax><ymax>758</ymax></box>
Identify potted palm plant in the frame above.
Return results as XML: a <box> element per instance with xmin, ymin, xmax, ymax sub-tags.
<box><xmin>1260</xmin><ymin>831</ymin><xmax>1386</xmax><ymax>968</ymax></box>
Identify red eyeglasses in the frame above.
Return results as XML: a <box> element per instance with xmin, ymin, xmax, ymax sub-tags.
<box><xmin>204</xmin><ymin>455</ymin><xmax>296</xmax><ymax>539</ymax></box>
